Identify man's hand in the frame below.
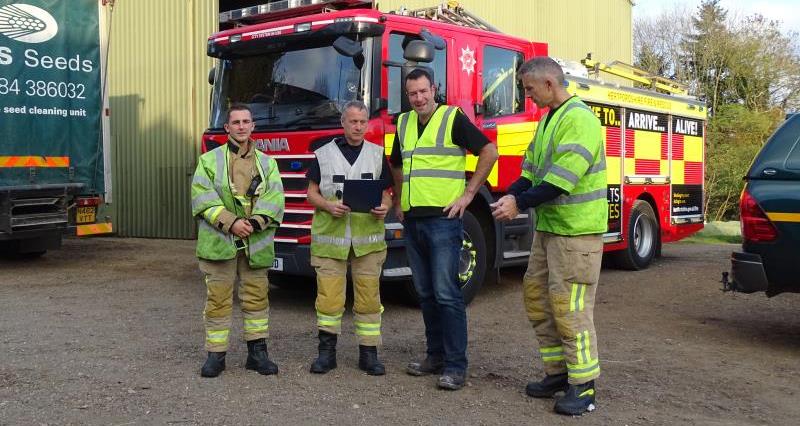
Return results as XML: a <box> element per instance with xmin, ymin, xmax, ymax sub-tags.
<box><xmin>393</xmin><ymin>198</ymin><xmax>404</xmax><ymax>222</ymax></box>
<box><xmin>370</xmin><ymin>203</ymin><xmax>389</xmax><ymax>220</ymax></box>
<box><xmin>230</xmin><ymin>218</ymin><xmax>254</xmax><ymax>238</ymax></box>
<box><xmin>326</xmin><ymin>200</ymin><xmax>351</xmax><ymax>217</ymax></box>
<box><xmin>490</xmin><ymin>195</ymin><xmax>520</xmax><ymax>222</ymax></box>
<box><xmin>443</xmin><ymin>192</ymin><xmax>475</xmax><ymax>219</ymax></box>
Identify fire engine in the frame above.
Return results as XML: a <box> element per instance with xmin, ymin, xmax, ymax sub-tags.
<box><xmin>202</xmin><ymin>0</ymin><xmax>707</xmax><ymax>303</ymax></box>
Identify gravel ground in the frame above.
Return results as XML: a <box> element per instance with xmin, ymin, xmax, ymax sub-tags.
<box><xmin>1</xmin><ymin>237</ymin><xmax>799</xmax><ymax>425</ymax></box>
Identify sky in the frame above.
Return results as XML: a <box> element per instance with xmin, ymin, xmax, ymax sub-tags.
<box><xmin>632</xmin><ymin>0</ymin><xmax>800</xmax><ymax>34</ymax></box>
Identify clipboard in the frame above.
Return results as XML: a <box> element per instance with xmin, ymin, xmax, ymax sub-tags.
<box><xmin>343</xmin><ymin>179</ymin><xmax>384</xmax><ymax>213</ymax></box>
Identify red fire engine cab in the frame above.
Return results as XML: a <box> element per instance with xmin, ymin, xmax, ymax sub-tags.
<box><xmin>202</xmin><ymin>0</ymin><xmax>707</xmax><ymax>303</ymax></box>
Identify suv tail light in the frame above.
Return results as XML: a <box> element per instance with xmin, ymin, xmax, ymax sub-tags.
<box><xmin>740</xmin><ymin>189</ymin><xmax>778</xmax><ymax>242</ymax></box>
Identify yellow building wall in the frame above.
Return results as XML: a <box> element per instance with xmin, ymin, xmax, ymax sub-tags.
<box><xmin>376</xmin><ymin>0</ymin><xmax>633</xmax><ymax>64</ymax></box>
<box><xmin>107</xmin><ymin>0</ymin><xmax>217</xmax><ymax>238</ymax></box>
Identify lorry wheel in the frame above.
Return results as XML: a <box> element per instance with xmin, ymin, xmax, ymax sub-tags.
<box><xmin>0</xmin><ymin>241</ymin><xmax>46</xmax><ymax>259</ymax></box>
<box><xmin>612</xmin><ymin>200</ymin><xmax>659</xmax><ymax>270</ymax></box>
<box><xmin>401</xmin><ymin>210</ymin><xmax>488</xmax><ymax>306</ymax></box>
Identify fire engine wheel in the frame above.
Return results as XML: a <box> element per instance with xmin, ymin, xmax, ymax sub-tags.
<box><xmin>612</xmin><ymin>200</ymin><xmax>659</xmax><ymax>270</ymax></box>
<box><xmin>402</xmin><ymin>210</ymin><xmax>489</xmax><ymax>306</ymax></box>
<box><xmin>458</xmin><ymin>210</ymin><xmax>488</xmax><ymax>305</ymax></box>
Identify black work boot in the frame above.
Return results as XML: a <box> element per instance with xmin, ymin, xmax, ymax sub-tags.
<box><xmin>310</xmin><ymin>331</ymin><xmax>338</xmax><ymax>374</ymax></box>
<box><xmin>525</xmin><ymin>372</ymin><xmax>569</xmax><ymax>398</ymax></box>
<box><xmin>358</xmin><ymin>345</ymin><xmax>385</xmax><ymax>376</ymax></box>
<box><xmin>554</xmin><ymin>380</ymin><xmax>596</xmax><ymax>416</ymax></box>
<box><xmin>406</xmin><ymin>355</ymin><xmax>444</xmax><ymax>376</ymax></box>
<box><xmin>200</xmin><ymin>352</ymin><xmax>226</xmax><ymax>378</ymax></box>
<box><xmin>245</xmin><ymin>338</ymin><xmax>278</xmax><ymax>375</ymax></box>
<box><xmin>438</xmin><ymin>370</ymin><xmax>466</xmax><ymax>390</ymax></box>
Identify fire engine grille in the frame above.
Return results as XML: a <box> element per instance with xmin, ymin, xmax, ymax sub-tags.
<box><xmin>281</xmin><ymin>177</ymin><xmax>308</xmax><ymax>192</ymax></box>
<box><xmin>273</xmin><ymin>154</ymin><xmax>314</xmax><ymax>242</ymax></box>
<box><xmin>274</xmin><ymin>157</ymin><xmax>314</xmax><ymax>174</ymax></box>
<box><xmin>282</xmin><ymin>212</ymin><xmax>312</xmax><ymax>223</ymax></box>
<box><xmin>275</xmin><ymin>227</ymin><xmax>310</xmax><ymax>239</ymax></box>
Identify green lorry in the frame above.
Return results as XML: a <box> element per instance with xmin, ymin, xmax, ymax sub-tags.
<box><xmin>0</xmin><ymin>0</ymin><xmax>112</xmax><ymax>256</ymax></box>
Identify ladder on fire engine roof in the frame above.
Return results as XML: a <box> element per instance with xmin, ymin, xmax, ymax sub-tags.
<box><xmin>391</xmin><ymin>1</ymin><xmax>502</xmax><ymax>33</ymax></box>
<box><xmin>581</xmin><ymin>54</ymin><xmax>690</xmax><ymax>96</ymax></box>
<box><xmin>219</xmin><ymin>0</ymin><xmax>373</xmax><ymax>25</ymax></box>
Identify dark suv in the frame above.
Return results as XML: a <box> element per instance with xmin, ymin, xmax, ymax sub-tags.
<box><xmin>728</xmin><ymin>114</ymin><xmax>800</xmax><ymax>296</ymax></box>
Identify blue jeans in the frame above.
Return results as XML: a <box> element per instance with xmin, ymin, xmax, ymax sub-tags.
<box><xmin>404</xmin><ymin>216</ymin><xmax>467</xmax><ymax>373</ymax></box>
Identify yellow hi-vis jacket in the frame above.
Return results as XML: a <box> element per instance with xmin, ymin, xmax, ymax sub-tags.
<box><xmin>521</xmin><ymin>96</ymin><xmax>608</xmax><ymax>235</ymax></box>
<box><xmin>397</xmin><ymin>106</ymin><xmax>465</xmax><ymax>211</ymax></box>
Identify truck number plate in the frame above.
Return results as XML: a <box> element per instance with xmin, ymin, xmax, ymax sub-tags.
<box><xmin>271</xmin><ymin>257</ymin><xmax>283</xmax><ymax>271</ymax></box>
<box><xmin>76</xmin><ymin>206</ymin><xmax>96</xmax><ymax>224</ymax></box>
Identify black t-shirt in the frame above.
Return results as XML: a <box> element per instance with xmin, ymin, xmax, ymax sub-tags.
<box><xmin>540</xmin><ymin>95</ymin><xmax>572</xmax><ymax>130</ymax></box>
<box><xmin>390</xmin><ymin>106</ymin><xmax>491</xmax><ymax>218</ymax></box>
<box><xmin>306</xmin><ymin>137</ymin><xmax>393</xmax><ymax>190</ymax></box>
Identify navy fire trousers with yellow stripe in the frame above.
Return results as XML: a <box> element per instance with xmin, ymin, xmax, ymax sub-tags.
<box><xmin>523</xmin><ymin>231</ymin><xmax>603</xmax><ymax>385</ymax></box>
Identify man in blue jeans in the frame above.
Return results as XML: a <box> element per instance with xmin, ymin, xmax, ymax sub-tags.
<box><xmin>391</xmin><ymin>68</ymin><xmax>498</xmax><ymax>390</ymax></box>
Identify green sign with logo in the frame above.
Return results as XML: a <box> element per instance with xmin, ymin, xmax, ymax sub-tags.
<box><xmin>0</xmin><ymin>0</ymin><xmax>102</xmax><ymax>192</ymax></box>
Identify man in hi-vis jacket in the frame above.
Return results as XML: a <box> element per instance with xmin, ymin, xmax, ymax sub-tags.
<box><xmin>306</xmin><ymin>100</ymin><xmax>393</xmax><ymax>376</ymax></box>
<box><xmin>191</xmin><ymin>103</ymin><xmax>285</xmax><ymax>378</ymax></box>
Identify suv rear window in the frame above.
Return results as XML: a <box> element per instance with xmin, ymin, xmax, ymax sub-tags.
<box><xmin>785</xmin><ymin>116</ymin><xmax>800</xmax><ymax>170</ymax></box>
<box><xmin>751</xmin><ymin>114</ymin><xmax>800</xmax><ymax>174</ymax></box>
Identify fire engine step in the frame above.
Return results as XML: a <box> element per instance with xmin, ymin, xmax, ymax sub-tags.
<box><xmin>503</xmin><ymin>250</ymin><xmax>530</xmax><ymax>259</ymax></box>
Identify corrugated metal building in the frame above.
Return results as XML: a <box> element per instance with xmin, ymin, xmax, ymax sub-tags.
<box><xmin>108</xmin><ymin>0</ymin><xmax>631</xmax><ymax>238</ymax></box>
<box><xmin>108</xmin><ymin>0</ymin><xmax>216</xmax><ymax>238</ymax></box>
<box><xmin>377</xmin><ymin>0</ymin><xmax>632</xmax><ymax>65</ymax></box>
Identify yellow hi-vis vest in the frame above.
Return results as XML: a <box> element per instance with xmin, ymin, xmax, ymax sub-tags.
<box><xmin>521</xmin><ymin>96</ymin><xmax>608</xmax><ymax>235</ymax></box>
<box><xmin>310</xmin><ymin>139</ymin><xmax>387</xmax><ymax>260</ymax></box>
<box><xmin>191</xmin><ymin>144</ymin><xmax>285</xmax><ymax>267</ymax></box>
<box><xmin>397</xmin><ymin>106</ymin><xmax>465</xmax><ymax>211</ymax></box>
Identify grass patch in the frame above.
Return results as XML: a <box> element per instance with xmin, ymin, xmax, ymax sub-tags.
<box><xmin>683</xmin><ymin>234</ymin><xmax>741</xmax><ymax>244</ymax></box>
<box><xmin>683</xmin><ymin>221</ymin><xmax>741</xmax><ymax>244</ymax></box>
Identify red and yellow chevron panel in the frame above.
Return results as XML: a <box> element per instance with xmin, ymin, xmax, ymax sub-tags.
<box><xmin>671</xmin><ymin>117</ymin><xmax>705</xmax><ymax>185</ymax></box>
<box><xmin>635</xmin><ymin>159</ymin><xmax>661</xmax><ymax>174</ymax></box>
<box><xmin>76</xmin><ymin>223</ymin><xmax>113</xmax><ymax>236</ymax></box>
<box><xmin>0</xmin><ymin>156</ymin><xmax>70</xmax><ymax>167</ymax></box>
<box><xmin>624</xmin><ymin>128</ymin><xmax>635</xmax><ymax>158</ymax></box>
<box><xmin>606</xmin><ymin>127</ymin><xmax>622</xmax><ymax>156</ymax></box>
<box><xmin>683</xmin><ymin>161</ymin><xmax>703</xmax><ymax>184</ymax></box>
<box><xmin>672</xmin><ymin>134</ymin><xmax>684</xmax><ymax>160</ymax></box>
<box><xmin>605</xmin><ymin>126</ymin><xmax>622</xmax><ymax>185</ymax></box>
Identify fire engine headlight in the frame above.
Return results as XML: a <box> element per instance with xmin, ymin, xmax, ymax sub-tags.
<box><xmin>295</xmin><ymin>22</ymin><xmax>311</xmax><ymax>32</ymax></box>
<box><xmin>230</xmin><ymin>34</ymin><xmax>242</xmax><ymax>43</ymax></box>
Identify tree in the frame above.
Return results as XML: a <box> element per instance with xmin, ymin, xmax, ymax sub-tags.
<box><xmin>704</xmin><ymin>104</ymin><xmax>782</xmax><ymax>220</ymax></box>
<box><xmin>730</xmin><ymin>15</ymin><xmax>800</xmax><ymax>111</ymax></box>
<box><xmin>682</xmin><ymin>0</ymin><xmax>733</xmax><ymax>113</ymax></box>
<box><xmin>634</xmin><ymin>0</ymin><xmax>800</xmax><ymax>220</ymax></box>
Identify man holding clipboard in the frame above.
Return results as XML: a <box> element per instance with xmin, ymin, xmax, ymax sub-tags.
<box><xmin>305</xmin><ymin>100</ymin><xmax>393</xmax><ymax>376</ymax></box>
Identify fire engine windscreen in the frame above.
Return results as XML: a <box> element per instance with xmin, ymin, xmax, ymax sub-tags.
<box><xmin>209</xmin><ymin>41</ymin><xmax>368</xmax><ymax>130</ymax></box>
